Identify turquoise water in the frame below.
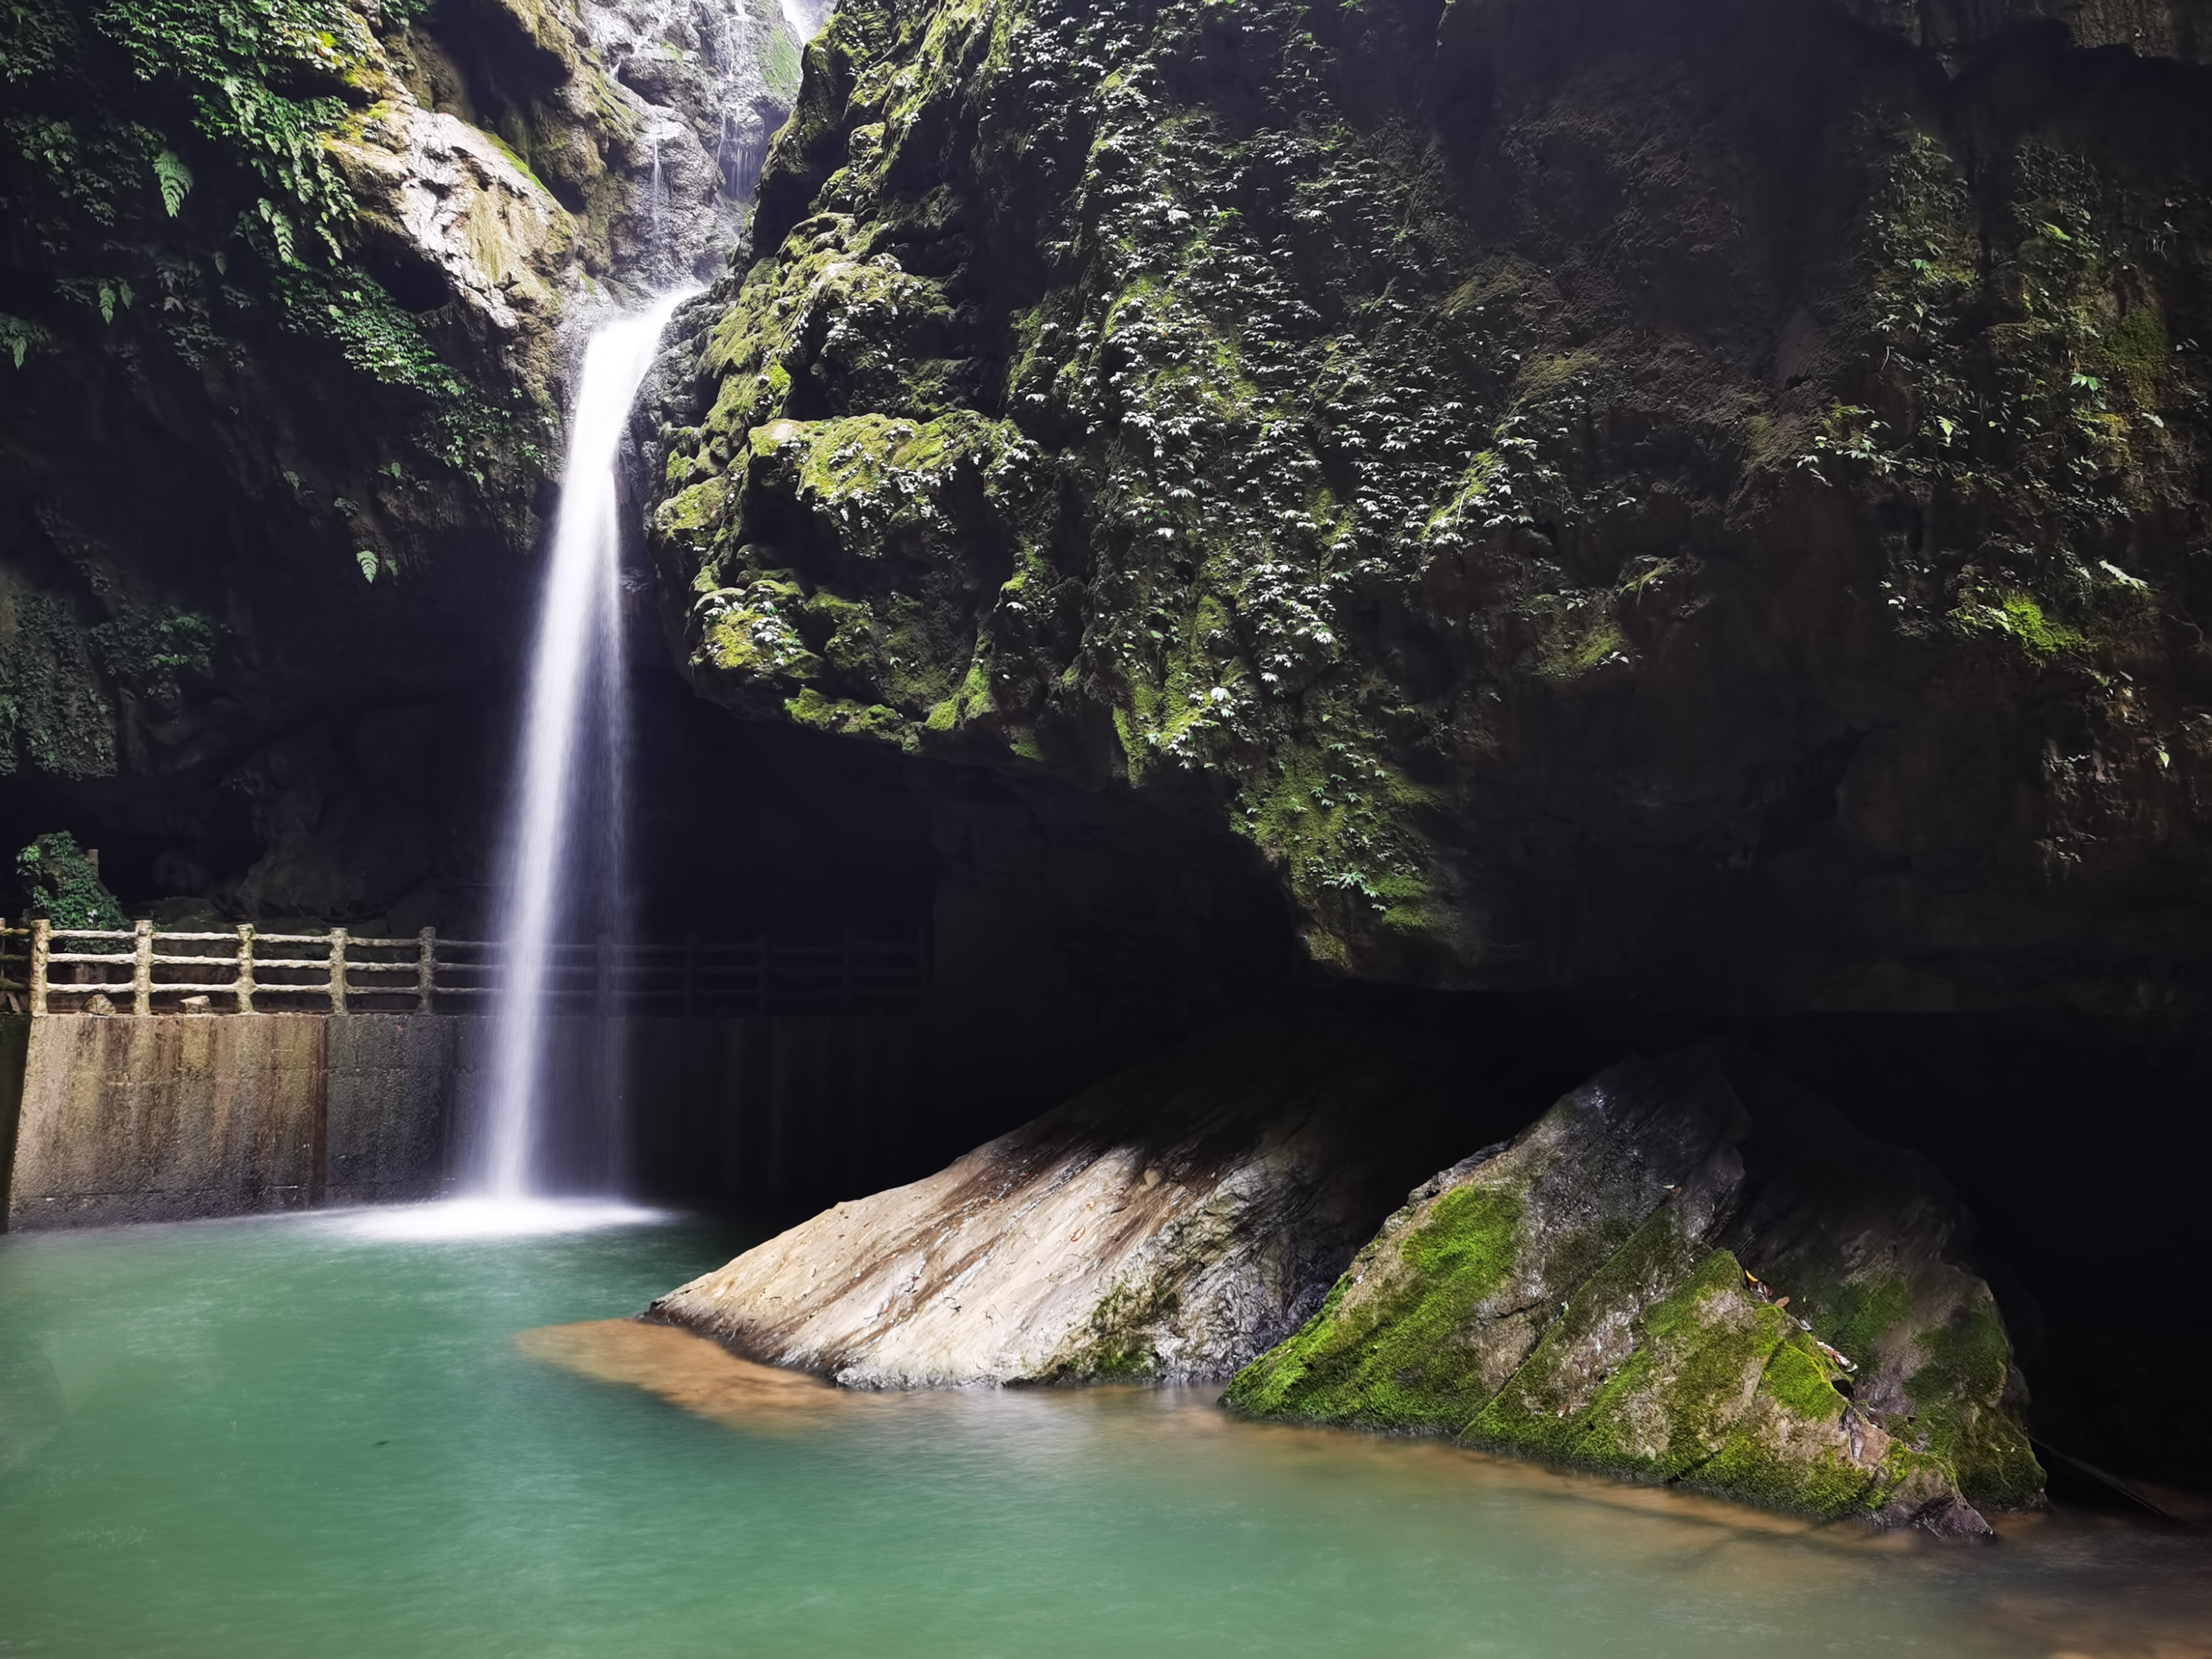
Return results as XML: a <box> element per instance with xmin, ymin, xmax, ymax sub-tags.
<box><xmin>1</xmin><ymin>1208</ymin><xmax>2206</xmax><ymax>1659</ymax></box>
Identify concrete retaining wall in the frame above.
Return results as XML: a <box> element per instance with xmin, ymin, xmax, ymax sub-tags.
<box><xmin>2</xmin><ymin>1012</ymin><xmax>928</xmax><ymax>1230</ymax></box>
<box><xmin>4</xmin><ymin>1014</ymin><xmax>459</xmax><ymax>1229</ymax></box>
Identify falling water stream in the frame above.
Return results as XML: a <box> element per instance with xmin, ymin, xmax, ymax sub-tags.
<box><xmin>474</xmin><ymin>292</ymin><xmax>692</xmax><ymax>1202</ymax></box>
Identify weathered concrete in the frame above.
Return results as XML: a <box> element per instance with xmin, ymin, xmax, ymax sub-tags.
<box><xmin>7</xmin><ymin>1015</ymin><xmax>330</xmax><ymax>1228</ymax></box>
<box><xmin>0</xmin><ymin>1015</ymin><xmax>31</xmax><ymax>1223</ymax></box>
<box><xmin>5</xmin><ymin>1014</ymin><xmax>471</xmax><ymax>1228</ymax></box>
<box><xmin>326</xmin><ymin>1016</ymin><xmax>466</xmax><ymax>1207</ymax></box>
<box><xmin>2</xmin><ymin>1011</ymin><xmax>931</xmax><ymax>1228</ymax></box>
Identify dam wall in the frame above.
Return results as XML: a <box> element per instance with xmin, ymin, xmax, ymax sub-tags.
<box><xmin>2</xmin><ymin>1013</ymin><xmax>923</xmax><ymax>1230</ymax></box>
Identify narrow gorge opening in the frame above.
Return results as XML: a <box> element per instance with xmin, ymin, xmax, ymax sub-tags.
<box><xmin>4</xmin><ymin>0</ymin><xmax>2212</xmax><ymax>1644</ymax></box>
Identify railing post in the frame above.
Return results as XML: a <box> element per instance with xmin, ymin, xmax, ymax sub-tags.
<box><xmin>683</xmin><ymin>933</ymin><xmax>697</xmax><ymax>1017</ymax></box>
<box><xmin>417</xmin><ymin>927</ymin><xmax>436</xmax><ymax>1013</ymax></box>
<box><xmin>329</xmin><ymin>928</ymin><xmax>349</xmax><ymax>1014</ymax></box>
<box><xmin>235</xmin><ymin>924</ymin><xmax>256</xmax><ymax>1014</ymax></box>
<box><xmin>30</xmin><ymin>919</ymin><xmax>50</xmax><ymax>1016</ymax></box>
<box><xmin>132</xmin><ymin>918</ymin><xmax>153</xmax><ymax>1016</ymax></box>
<box><xmin>595</xmin><ymin>932</ymin><xmax>613</xmax><ymax>1017</ymax></box>
<box><xmin>841</xmin><ymin>929</ymin><xmax>853</xmax><ymax>1014</ymax></box>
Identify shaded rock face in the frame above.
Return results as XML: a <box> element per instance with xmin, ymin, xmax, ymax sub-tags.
<box><xmin>580</xmin><ymin>0</ymin><xmax>806</xmax><ymax>287</ymax></box>
<box><xmin>0</xmin><ymin>0</ymin><xmax>797</xmax><ymax>927</ymax></box>
<box><xmin>648</xmin><ymin>1022</ymin><xmax>1492</xmax><ymax>1386</ymax></box>
<box><xmin>1224</xmin><ymin>1047</ymin><xmax>2040</xmax><ymax>1531</ymax></box>
<box><xmin>646</xmin><ymin>0</ymin><xmax>2212</xmax><ymax>1022</ymax></box>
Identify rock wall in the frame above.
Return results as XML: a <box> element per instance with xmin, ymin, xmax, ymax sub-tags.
<box><xmin>646</xmin><ymin>0</ymin><xmax>2212</xmax><ymax>1022</ymax></box>
<box><xmin>0</xmin><ymin>0</ymin><xmax>802</xmax><ymax>930</ymax></box>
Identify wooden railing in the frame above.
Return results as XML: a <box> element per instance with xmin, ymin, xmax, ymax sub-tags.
<box><xmin>0</xmin><ymin>922</ymin><xmax>926</xmax><ymax>1017</ymax></box>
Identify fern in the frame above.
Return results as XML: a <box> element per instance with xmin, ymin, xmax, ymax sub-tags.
<box><xmin>152</xmin><ymin>147</ymin><xmax>192</xmax><ymax>215</ymax></box>
<box><xmin>0</xmin><ymin>313</ymin><xmax>45</xmax><ymax>369</ymax></box>
<box><xmin>254</xmin><ymin>196</ymin><xmax>296</xmax><ymax>265</ymax></box>
<box><xmin>93</xmin><ymin>0</ymin><xmax>364</xmax><ymax>260</ymax></box>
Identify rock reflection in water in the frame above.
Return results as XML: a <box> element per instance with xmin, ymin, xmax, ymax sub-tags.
<box><xmin>521</xmin><ymin>1316</ymin><xmax>2212</xmax><ymax>1659</ymax></box>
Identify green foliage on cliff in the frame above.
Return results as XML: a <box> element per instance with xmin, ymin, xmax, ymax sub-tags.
<box><xmin>89</xmin><ymin>0</ymin><xmax>366</xmax><ymax>258</ymax></box>
<box><xmin>0</xmin><ymin>0</ymin><xmax>362</xmax><ymax>267</ymax></box>
<box><xmin>0</xmin><ymin>0</ymin><xmax>542</xmax><ymax>787</ymax></box>
<box><xmin>16</xmin><ymin>832</ymin><xmax>127</xmax><ymax>930</ymax></box>
<box><xmin>0</xmin><ymin>0</ymin><xmax>504</xmax><ymax>458</ymax></box>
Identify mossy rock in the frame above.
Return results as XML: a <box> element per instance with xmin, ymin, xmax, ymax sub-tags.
<box><xmin>643</xmin><ymin>0</ymin><xmax>2212</xmax><ymax>1021</ymax></box>
<box><xmin>1229</xmin><ymin>1046</ymin><xmax>2039</xmax><ymax>1530</ymax></box>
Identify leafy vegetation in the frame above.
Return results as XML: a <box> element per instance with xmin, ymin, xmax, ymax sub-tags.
<box><xmin>0</xmin><ymin>0</ymin><xmax>505</xmax><ymax>460</ymax></box>
<box><xmin>15</xmin><ymin>831</ymin><xmax>129</xmax><ymax>929</ymax></box>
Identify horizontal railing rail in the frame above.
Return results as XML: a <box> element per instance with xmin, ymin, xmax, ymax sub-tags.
<box><xmin>3</xmin><ymin>920</ymin><xmax>925</xmax><ymax>1017</ymax></box>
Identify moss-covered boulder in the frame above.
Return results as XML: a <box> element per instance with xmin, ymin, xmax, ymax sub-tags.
<box><xmin>645</xmin><ymin>0</ymin><xmax>2212</xmax><ymax>1022</ymax></box>
<box><xmin>1225</xmin><ymin>1048</ymin><xmax>2039</xmax><ymax>1532</ymax></box>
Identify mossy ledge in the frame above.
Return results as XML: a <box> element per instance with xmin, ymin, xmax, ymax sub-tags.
<box><xmin>645</xmin><ymin>0</ymin><xmax>2212</xmax><ymax>1022</ymax></box>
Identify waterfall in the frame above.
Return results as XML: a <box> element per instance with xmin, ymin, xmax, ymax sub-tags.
<box><xmin>471</xmin><ymin>290</ymin><xmax>691</xmax><ymax>1201</ymax></box>
<box><xmin>646</xmin><ymin>129</ymin><xmax>669</xmax><ymax>283</ymax></box>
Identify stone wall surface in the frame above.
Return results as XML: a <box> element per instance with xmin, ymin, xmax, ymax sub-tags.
<box><xmin>629</xmin><ymin>1013</ymin><xmax>926</xmax><ymax>1204</ymax></box>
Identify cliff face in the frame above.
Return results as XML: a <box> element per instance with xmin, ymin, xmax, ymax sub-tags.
<box><xmin>648</xmin><ymin>0</ymin><xmax>2212</xmax><ymax>1018</ymax></box>
<box><xmin>0</xmin><ymin>0</ymin><xmax>797</xmax><ymax>924</ymax></box>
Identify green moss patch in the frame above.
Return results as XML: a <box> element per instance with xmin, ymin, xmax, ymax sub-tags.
<box><xmin>1224</xmin><ymin>1177</ymin><xmax>1528</xmax><ymax>1431</ymax></box>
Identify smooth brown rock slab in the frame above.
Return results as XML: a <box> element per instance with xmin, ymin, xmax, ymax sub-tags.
<box><xmin>650</xmin><ymin>1022</ymin><xmax>1490</xmax><ymax>1387</ymax></box>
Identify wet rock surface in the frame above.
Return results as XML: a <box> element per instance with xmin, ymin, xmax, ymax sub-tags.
<box><xmin>1225</xmin><ymin>1047</ymin><xmax>2040</xmax><ymax>1530</ymax></box>
<box><xmin>648</xmin><ymin>1021</ymin><xmax>1487</xmax><ymax>1386</ymax></box>
<box><xmin>646</xmin><ymin>0</ymin><xmax>2212</xmax><ymax>1022</ymax></box>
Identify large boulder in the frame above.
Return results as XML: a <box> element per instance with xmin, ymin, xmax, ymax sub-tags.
<box><xmin>1225</xmin><ymin>1047</ymin><xmax>2042</xmax><ymax>1532</ymax></box>
<box><xmin>648</xmin><ymin>1022</ymin><xmax>1491</xmax><ymax>1386</ymax></box>
<box><xmin>649</xmin><ymin>1022</ymin><xmax>2039</xmax><ymax>1527</ymax></box>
